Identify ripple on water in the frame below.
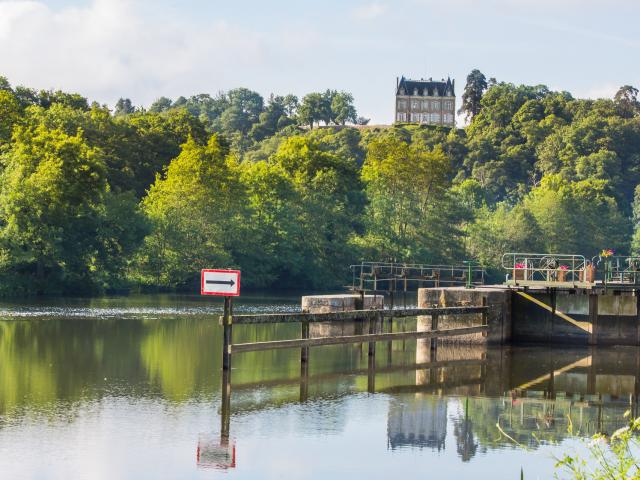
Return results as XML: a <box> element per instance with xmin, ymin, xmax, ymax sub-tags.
<box><xmin>0</xmin><ymin>303</ymin><xmax>301</xmax><ymax>320</ymax></box>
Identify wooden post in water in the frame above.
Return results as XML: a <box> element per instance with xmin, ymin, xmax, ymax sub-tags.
<box><xmin>368</xmin><ymin>313</ymin><xmax>377</xmax><ymax>358</ymax></box>
<box><xmin>222</xmin><ymin>297</ymin><xmax>233</xmax><ymax>371</ymax></box>
<box><xmin>387</xmin><ymin>311</ymin><xmax>393</xmax><ymax>365</ymax></box>
<box><xmin>367</xmin><ymin>353</ymin><xmax>376</xmax><ymax>393</ymax></box>
<box><xmin>301</xmin><ymin>321</ymin><xmax>310</xmax><ymax>364</ymax></box>
<box><xmin>299</xmin><ymin>351</ymin><xmax>309</xmax><ymax>403</ymax></box>
<box><xmin>430</xmin><ymin>313</ymin><xmax>439</xmax><ymax>357</ymax></box>
<box><xmin>221</xmin><ymin>368</ymin><xmax>232</xmax><ymax>441</ymax></box>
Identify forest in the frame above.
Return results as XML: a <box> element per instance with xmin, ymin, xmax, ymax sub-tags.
<box><xmin>0</xmin><ymin>71</ymin><xmax>639</xmax><ymax>295</ymax></box>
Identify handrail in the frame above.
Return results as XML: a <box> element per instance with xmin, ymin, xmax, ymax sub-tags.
<box><xmin>350</xmin><ymin>261</ymin><xmax>486</xmax><ymax>291</ymax></box>
<box><xmin>502</xmin><ymin>253</ymin><xmax>588</xmax><ymax>284</ymax></box>
<box><xmin>593</xmin><ymin>255</ymin><xmax>640</xmax><ymax>285</ymax></box>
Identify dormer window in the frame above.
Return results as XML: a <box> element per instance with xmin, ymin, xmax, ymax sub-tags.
<box><xmin>413</xmin><ymin>88</ymin><xmax>418</xmax><ymax>96</ymax></box>
<box><xmin>433</xmin><ymin>88</ymin><xmax>439</xmax><ymax>97</ymax></box>
<box><xmin>399</xmin><ymin>88</ymin><xmax>405</xmax><ymax>95</ymax></box>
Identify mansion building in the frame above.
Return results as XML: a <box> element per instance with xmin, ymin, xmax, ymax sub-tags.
<box><xmin>395</xmin><ymin>76</ymin><xmax>455</xmax><ymax>127</ymax></box>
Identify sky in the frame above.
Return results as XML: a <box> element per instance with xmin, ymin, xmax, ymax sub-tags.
<box><xmin>0</xmin><ymin>0</ymin><xmax>638</xmax><ymax>125</ymax></box>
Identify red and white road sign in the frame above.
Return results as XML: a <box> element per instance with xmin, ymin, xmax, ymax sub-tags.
<box><xmin>201</xmin><ymin>269</ymin><xmax>241</xmax><ymax>296</ymax></box>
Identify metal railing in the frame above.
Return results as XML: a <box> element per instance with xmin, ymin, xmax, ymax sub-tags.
<box><xmin>349</xmin><ymin>261</ymin><xmax>486</xmax><ymax>292</ymax></box>
<box><xmin>501</xmin><ymin>253</ymin><xmax>589</xmax><ymax>285</ymax></box>
<box><xmin>593</xmin><ymin>256</ymin><xmax>640</xmax><ymax>285</ymax></box>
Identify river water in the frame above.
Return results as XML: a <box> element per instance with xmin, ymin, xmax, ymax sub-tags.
<box><xmin>0</xmin><ymin>293</ymin><xmax>637</xmax><ymax>479</ymax></box>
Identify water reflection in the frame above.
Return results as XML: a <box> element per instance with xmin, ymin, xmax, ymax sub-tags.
<box><xmin>387</xmin><ymin>396</ymin><xmax>447</xmax><ymax>450</ymax></box>
<box><xmin>0</xmin><ymin>296</ymin><xmax>639</xmax><ymax>478</ymax></box>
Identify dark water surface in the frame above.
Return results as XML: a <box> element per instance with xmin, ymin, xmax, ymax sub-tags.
<box><xmin>0</xmin><ymin>294</ymin><xmax>637</xmax><ymax>479</ymax></box>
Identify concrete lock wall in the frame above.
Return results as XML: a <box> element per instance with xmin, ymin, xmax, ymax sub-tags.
<box><xmin>417</xmin><ymin>287</ymin><xmax>512</xmax><ymax>345</ymax></box>
<box><xmin>301</xmin><ymin>294</ymin><xmax>382</xmax><ymax>338</ymax></box>
<box><xmin>511</xmin><ymin>290</ymin><xmax>640</xmax><ymax>346</ymax></box>
<box><xmin>301</xmin><ymin>294</ymin><xmax>384</xmax><ymax>314</ymax></box>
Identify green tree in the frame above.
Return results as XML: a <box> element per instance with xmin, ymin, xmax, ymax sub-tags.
<box><xmin>0</xmin><ymin>90</ymin><xmax>21</xmax><ymax>144</ymax></box>
<box><xmin>331</xmin><ymin>92</ymin><xmax>357</xmax><ymax>125</ymax></box>
<box><xmin>240</xmin><ymin>135</ymin><xmax>364</xmax><ymax>288</ymax></box>
<box><xmin>613</xmin><ymin>85</ymin><xmax>640</xmax><ymax>118</ymax></box>
<box><xmin>358</xmin><ymin>134</ymin><xmax>465</xmax><ymax>262</ymax></box>
<box><xmin>298</xmin><ymin>92</ymin><xmax>325</xmax><ymax>129</ymax></box>
<box><xmin>524</xmin><ymin>175</ymin><xmax>630</xmax><ymax>256</ymax></box>
<box><xmin>114</xmin><ymin>98</ymin><xmax>135</xmax><ymax>116</ymax></box>
<box><xmin>135</xmin><ymin>135</ymin><xmax>246</xmax><ymax>287</ymax></box>
<box><xmin>0</xmin><ymin>126</ymin><xmax>107</xmax><ymax>294</ymax></box>
<box><xmin>458</xmin><ymin>69</ymin><xmax>488</xmax><ymax>122</ymax></box>
<box><xmin>0</xmin><ymin>76</ymin><xmax>11</xmax><ymax>92</ymax></box>
<box><xmin>149</xmin><ymin>97</ymin><xmax>173</xmax><ymax>113</ymax></box>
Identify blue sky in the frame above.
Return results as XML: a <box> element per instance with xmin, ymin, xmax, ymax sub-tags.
<box><xmin>0</xmin><ymin>0</ymin><xmax>638</xmax><ymax>124</ymax></box>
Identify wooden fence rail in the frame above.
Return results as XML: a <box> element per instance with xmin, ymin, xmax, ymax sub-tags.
<box><xmin>220</xmin><ymin>305</ymin><xmax>490</xmax><ymax>370</ymax></box>
<box><xmin>232</xmin><ymin>325</ymin><xmax>488</xmax><ymax>353</ymax></box>
<box><xmin>224</xmin><ymin>306</ymin><xmax>488</xmax><ymax>325</ymax></box>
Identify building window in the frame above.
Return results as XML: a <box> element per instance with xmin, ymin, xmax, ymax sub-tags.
<box><xmin>432</xmin><ymin>101</ymin><xmax>441</xmax><ymax>110</ymax></box>
<box><xmin>430</xmin><ymin>113</ymin><xmax>441</xmax><ymax>123</ymax></box>
<box><xmin>421</xmin><ymin>101</ymin><xmax>428</xmax><ymax>110</ymax></box>
<box><xmin>422</xmin><ymin>114</ymin><xmax>430</xmax><ymax>123</ymax></box>
<box><xmin>411</xmin><ymin>101</ymin><xmax>419</xmax><ymax>110</ymax></box>
<box><xmin>397</xmin><ymin>100</ymin><xmax>407</xmax><ymax>110</ymax></box>
<box><xmin>396</xmin><ymin>112</ymin><xmax>407</xmax><ymax>122</ymax></box>
<box><xmin>443</xmin><ymin>101</ymin><xmax>453</xmax><ymax>110</ymax></box>
<box><xmin>413</xmin><ymin>88</ymin><xmax>419</xmax><ymax>96</ymax></box>
<box><xmin>410</xmin><ymin>113</ymin><xmax>421</xmax><ymax>122</ymax></box>
<box><xmin>444</xmin><ymin>113</ymin><xmax>454</xmax><ymax>123</ymax></box>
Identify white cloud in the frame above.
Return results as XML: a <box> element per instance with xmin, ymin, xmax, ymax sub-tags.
<box><xmin>0</xmin><ymin>0</ymin><xmax>315</xmax><ymax>108</ymax></box>
<box><xmin>352</xmin><ymin>3</ymin><xmax>388</xmax><ymax>20</ymax></box>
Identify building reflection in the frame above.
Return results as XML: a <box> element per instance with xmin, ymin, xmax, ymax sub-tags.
<box><xmin>387</xmin><ymin>395</ymin><xmax>447</xmax><ymax>451</ymax></box>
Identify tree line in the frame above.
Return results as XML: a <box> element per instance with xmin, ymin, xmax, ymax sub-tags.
<box><xmin>0</xmin><ymin>72</ymin><xmax>639</xmax><ymax>295</ymax></box>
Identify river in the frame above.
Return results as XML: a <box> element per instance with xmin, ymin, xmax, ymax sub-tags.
<box><xmin>0</xmin><ymin>293</ymin><xmax>636</xmax><ymax>479</ymax></box>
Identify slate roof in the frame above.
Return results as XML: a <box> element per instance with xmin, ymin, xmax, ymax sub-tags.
<box><xmin>396</xmin><ymin>76</ymin><xmax>455</xmax><ymax>97</ymax></box>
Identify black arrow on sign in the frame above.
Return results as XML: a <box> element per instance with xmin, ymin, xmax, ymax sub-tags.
<box><xmin>206</xmin><ymin>279</ymin><xmax>235</xmax><ymax>286</ymax></box>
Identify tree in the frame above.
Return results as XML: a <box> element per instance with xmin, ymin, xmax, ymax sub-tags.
<box><xmin>331</xmin><ymin>92</ymin><xmax>357</xmax><ymax>125</ymax></box>
<box><xmin>458</xmin><ymin>69</ymin><xmax>488</xmax><ymax>122</ymax></box>
<box><xmin>466</xmin><ymin>204</ymin><xmax>543</xmax><ymax>271</ymax></box>
<box><xmin>298</xmin><ymin>92</ymin><xmax>325</xmax><ymax>129</ymax></box>
<box><xmin>358</xmin><ymin>134</ymin><xmax>464</xmax><ymax>262</ymax></box>
<box><xmin>262</xmin><ymin>135</ymin><xmax>364</xmax><ymax>287</ymax></box>
<box><xmin>227</xmin><ymin>88</ymin><xmax>264</xmax><ymax>124</ymax></box>
<box><xmin>0</xmin><ymin>76</ymin><xmax>12</xmax><ymax>92</ymax></box>
<box><xmin>0</xmin><ymin>126</ymin><xmax>107</xmax><ymax>294</ymax></box>
<box><xmin>135</xmin><ymin>135</ymin><xmax>246</xmax><ymax>287</ymax></box>
<box><xmin>0</xmin><ymin>90</ymin><xmax>21</xmax><ymax>144</ymax></box>
<box><xmin>282</xmin><ymin>94</ymin><xmax>299</xmax><ymax>116</ymax></box>
<box><xmin>523</xmin><ymin>175</ymin><xmax>630</xmax><ymax>256</ymax></box>
<box><xmin>614</xmin><ymin>85</ymin><xmax>640</xmax><ymax>118</ymax></box>
<box><xmin>632</xmin><ymin>185</ymin><xmax>640</xmax><ymax>255</ymax></box>
<box><xmin>149</xmin><ymin>97</ymin><xmax>173</xmax><ymax>113</ymax></box>
<box><xmin>114</xmin><ymin>98</ymin><xmax>135</xmax><ymax>116</ymax></box>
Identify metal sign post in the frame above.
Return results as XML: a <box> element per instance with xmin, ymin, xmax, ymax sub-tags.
<box><xmin>201</xmin><ymin>269</ymin><xmax>241</xmax><ymax>371</ymax></box>
<box><xmin>200</xmin><ymin>268</ymin><xmax>241</xmax><ymax>470</ymax></box>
